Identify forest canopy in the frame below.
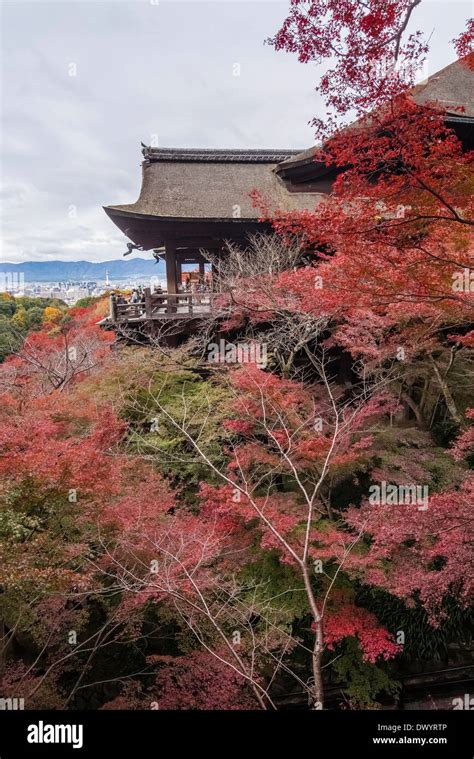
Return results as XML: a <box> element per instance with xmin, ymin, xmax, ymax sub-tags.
<box><xmin>0</xmin><ymin>1</ymin><xmax>472</xmax><ymax>712</ymax></box>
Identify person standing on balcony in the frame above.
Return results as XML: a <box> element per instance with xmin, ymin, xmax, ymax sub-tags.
<box><xmin>191</xmin><ymin>280</ymin><xmax>201</xmax><ymax>305</ymax></box>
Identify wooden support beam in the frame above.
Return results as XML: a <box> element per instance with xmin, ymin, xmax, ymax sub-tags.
<box><xmin>110</xmin><ymin>293</ymin><xmax>118</xmax><ymax>322</ymax></box>
<box><xmin>165</xmin><ymin>241</ymin><xmax>178</xmax><ymax>294</ymax></box>
<box><xmin>144</xmin><ymin>287</ymin><xmax>152</xmax><ymax>319</ymax></box>
<box><xmin>176</xmin><ymin>259</ymin><xmax>183</xmax><ymax>288</ymax></box>
<box><xmin>176</xmin><ymin>248</ymin><xmax>214</xmax><ymax>259</ymax></box>
<box><xmin>171</xmin><ymin>237</ymin><xmax>221</xmax><ymax>248</ymax></box>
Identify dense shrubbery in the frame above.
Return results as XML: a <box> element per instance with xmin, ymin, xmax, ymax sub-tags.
<box><xmin>0</xmin><ymin>294</ymin><xmax>68</xmax><ymax>361</ymax></box>
<box><xmin>0</xmin><ymin>285</ymin><xmax>471</xmax><ymax>709</ymax></box>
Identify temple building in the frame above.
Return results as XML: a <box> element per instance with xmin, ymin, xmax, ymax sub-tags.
<box><xmin>103</xmin><ymin>58</ymin><xmax>472</xmax><ymax>324</ymax></box>
<box><xmin>104</xmin><ymin>148</ymin><xmax>321</xmax><ymax>296</ymax></box>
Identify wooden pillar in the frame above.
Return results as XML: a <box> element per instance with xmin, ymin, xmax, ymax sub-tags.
<box><xmin>199</xmin><ymin>261</ymin><xmax>205</xmax><ymax>280</ymax></box>
<box><xmin>110</xmin><ymin>293</ymin><xmax>118</xmax><ymax>322</ymax></box>
<box><xmin>176</xmin><ymin>259</ymin><xmax>183</xmax><ymax>289</ymax></box>
<box><xmin>144</xmin><ymin>287</ymin><xmax>152</xmax><ymax>319</ymax></box>
<box><xmin>165</xmin><ymin>241</ymin><xmax>177</xmax><ymax>294</ymax></box>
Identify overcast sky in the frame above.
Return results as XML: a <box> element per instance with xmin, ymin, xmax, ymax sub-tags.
<box><xmin>1</xmin><ymin>0</ymin><xmax>471</xmax><ymax>263</ymax></box>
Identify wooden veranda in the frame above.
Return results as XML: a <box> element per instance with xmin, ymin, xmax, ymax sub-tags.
<box><xmin>108</xmin><ymin>288</ymin><xmax>220</xmax><ymax>325</ymax></box>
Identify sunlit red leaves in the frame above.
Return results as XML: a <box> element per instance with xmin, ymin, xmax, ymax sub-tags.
<box><xmin>453</xmin><ymin>23</ymin><xmax>474</xmax><ymax>64</ymax></box>
<box><xmin>222</xmin><ymin>366</ymin><xmax>390</xmax><ymax>476</ymax></box>
<box><xmin>450</xmin><ymin>409</ymin><xmax>474</xmax><ymax>461</ymax></box>
<box><xmin>346</xmin><ymin>473</ymin><xmax>474</xmax><ymax>620</ymax></box>
<box><xmin>268</xmin><ymin>0</ymin><xmax>430</xmax><ymax>135</ymax></box>
<box><xmin>1</xmin><ymin>320</ymin><xmax>114</xmax><ymax>397</ymax></box>
<box><xmin>250</xmin><ymin>90</ymin><xmax>473</xmax><ymax>351</ymax></box>
<box><xmin>0</xmin><ymin>394</ymin><xmax>126</xmax><ymax>501</ymax></box>
<box><xmin>322</xmin><ymin>603</ymin><xmax>401</xmax><ymax>662</ymax></box>
<box><xmin>213</xmin><ymin>363</ymin><xmax>474</xmax><ymax>625</ymax></box>
<box><xmin>106</xmin><ymin>512</ymin><xmax>238</xmax><ymax>624</ymax></box>
<box><xmin>151</xmin><ymin>650</ymin><xmax>259</xmax><ymax>710</ymax></box>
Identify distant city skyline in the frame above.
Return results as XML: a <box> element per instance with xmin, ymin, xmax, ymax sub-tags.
<box><xmin>1</xmin><ymin>0</ymin><xmax>471</xmax><ymax>264</ymax></box>
<box><xmin>11</xmin><ymin>276</ymin><xmax>170</xmax><ymax>306</ymax></box>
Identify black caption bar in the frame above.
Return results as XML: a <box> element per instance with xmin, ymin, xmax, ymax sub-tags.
<box><xmin>0</xmin><ymin>710</ymin><xmax>471</xmax><ymax>758</ymax></box>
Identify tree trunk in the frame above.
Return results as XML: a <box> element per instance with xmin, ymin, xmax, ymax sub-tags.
<box><xmin>0</xmin><ymin>619</ymin><xmax>6</xmax><ymax>676</ymax></box>
<box><xmin>400</xmin><ymin>390</ymin><xmax>425</xmax><ymax>427</ymax></box>
<box><xmin>311</xmin><ymin>621</ymin><xmax>324</xmax><ymax>709</ymax></box>
<box><xmin>429</xmin><ymin>355</ymin><xmax>463</xmax><ymax>426</ymax></box>
<box><xmin>302</xmin><ymin>564</ymin><xmax>324</xmax><ymax>708</ymax></box>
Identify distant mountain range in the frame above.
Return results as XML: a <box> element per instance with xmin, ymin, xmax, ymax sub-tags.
<box><xmin>1</xmin><ymin>258</ymin><xmax>165</xmax><ymax>282</ymax></box>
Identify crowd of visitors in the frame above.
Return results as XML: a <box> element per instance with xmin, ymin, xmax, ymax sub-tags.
<box><xmin>114</xmin><ymin>277</ymin><xmax>211</xmax><ymax>314</ymax></box>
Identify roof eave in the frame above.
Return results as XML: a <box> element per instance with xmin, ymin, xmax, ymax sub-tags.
<box><xmin>104</xmin><ymin>206</ymin><xmax>262</xmax><ymax>223</ymax></box>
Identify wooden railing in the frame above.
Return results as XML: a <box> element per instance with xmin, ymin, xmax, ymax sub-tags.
<box><xmin>109</xmin><ymin>289</ymin><xmax>217</xmax><ymax>322</ymax></box>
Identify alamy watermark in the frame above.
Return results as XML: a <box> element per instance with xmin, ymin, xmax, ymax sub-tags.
<box><xmin>452</xmin><ymin>268</ymin><xmax>474</xmax><ymax>293</ymax></box>
<box><xmin>0</xmin><ymin>697</ymin><xmax>24</xmax><ymax>710</ymax></box>
<box><xmin>369</xmin><ymin>481</ymin><xmax>429</xmax><ymax>511</ymax></box>
<box><xmin>452</xmin><ymin>693</ymin><xmax>473</xmax><ymax>710</ymax></box>
<box><xmin>207</xmin><ymin>339</ymin><xmax>268</xmax><ymax>369</ymax></box>
<box><xmin>0</xmin><ymin>272</ymin><xmax>24</xmax><ymax>293</ymax></box>
<box><xmin>367</xmin><ymin>55</ymin><xmax>429</xmax><ymax>87</ymax></box>
<box><xmin>27</xmin><ymin>721</ymin><xmax>83</xmax><ymax>750</ymax></box>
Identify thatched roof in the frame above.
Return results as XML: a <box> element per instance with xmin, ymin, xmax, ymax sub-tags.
<box><xmin>104</xmin><ymin>149</ymin><xmax>324</xmax><ymax>223</ymax></box>
<box><xmin>104</xmin><ymin>61</ymin><xmax>472</xmax><ymax>240</ymax></box>
<box><xmin>412</xmin><ymin>57</ymin><xmax>474</xmax><ymax>117</ymax></box>
<box><xmin>277</xmin><ymin>58</ymin><xmax>474</xmax><ymax>174</ymax></box>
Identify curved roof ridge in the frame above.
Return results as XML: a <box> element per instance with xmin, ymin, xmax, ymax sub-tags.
<box><xmin>142</xmin><ymin>147</ymin><xmax>305</xmax><ymax>163</ymax></box>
